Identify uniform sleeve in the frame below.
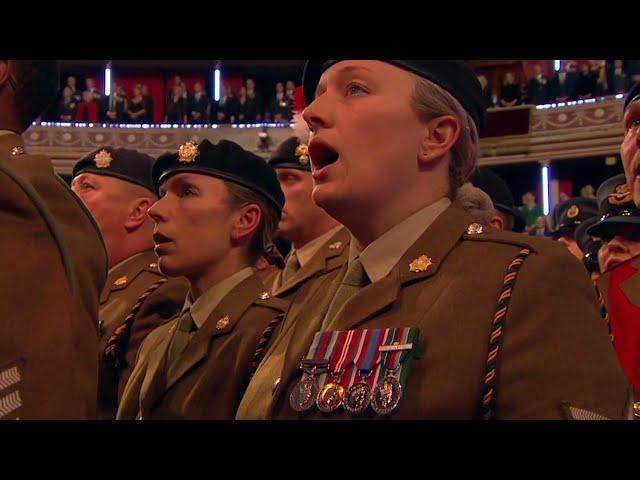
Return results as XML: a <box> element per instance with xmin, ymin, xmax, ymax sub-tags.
<box><xmin>117</xmin><ymin>278</ymin><xmax>188</xmax><ymax>401</ymax></box>
<box><xmin>496</xmin><ymin>242</ymin><xmax>633</xmax><ymax>419</ymax></box>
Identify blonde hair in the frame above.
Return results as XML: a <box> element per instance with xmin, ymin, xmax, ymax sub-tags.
<box><xmin>411</xmin><ymin>78</ymin><xmax>480</xmax><ymax>198</ymax></box>
<box><xmin>224</xmin><ymin>182</ymin><xmax>284</xmax><ymax>268</ymax></box>
<box><xmin>455</xmin><ymin>182</ymin><xmax>495</xmax><ymax>227</ymax></box>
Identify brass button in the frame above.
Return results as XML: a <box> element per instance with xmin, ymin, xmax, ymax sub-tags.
<box><xmin>633</xmin><ymin>401</ymin><xmax>640</xmax><ymax>419</ymax></box>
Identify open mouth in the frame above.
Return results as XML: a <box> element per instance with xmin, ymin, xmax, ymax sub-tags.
<box><xmin>153</xmin><ymin>231</ymin><xmax>172</xmax><ymax>246</ymax></box>
<box><xmin>309</xmin><ymin>139</ymin><xmax>339</xmax><ymax>172</ymax></box>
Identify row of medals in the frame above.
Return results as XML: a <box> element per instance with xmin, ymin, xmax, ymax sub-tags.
<box><xmin>289</xmin><ymin>361</ymin><xmax>403</xmax><ymax>416</ymax></box>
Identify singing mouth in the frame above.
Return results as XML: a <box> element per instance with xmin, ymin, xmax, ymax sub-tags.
<box><xmin>309</xmin><ymin>138</ymin><xmax>339</xmax><ymax>171</ymax></box>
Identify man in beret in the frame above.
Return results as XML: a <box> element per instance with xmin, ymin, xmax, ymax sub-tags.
<box><xmin>469</xmin><ymin>167</ymin><xmax>525</xmax><ymax>232</ymax></box>
<box><xmin>622</xmin><ymin>82</ymin><xmax>640</xmax><ymax>209</ymax></box>
<box><xmin>588</xmin><ymin>174</ymin><xmax>640</xmax><ymax>396</ymax></box>
<box><xmin>550</xmin><ymin>197</ymin><xmax>599</xmax><ymax>261</ymax></box>
<box><xmin>0</xmin><ymin>60</ymin><xmax>107</xmax><ymax>419</ymax></box>
<box><xmin>262</xmin><ymin>60</ymin><xmax>633</xmax><ymax>420</ymax></box>
<box><xmin>72</xmin><ymin>147</ymin><xmax>188</xmax><ymax>419</ymax></box>
<box><xmin>236</xmin><ymin>134</ymin><xmax>349</xmax><ymax>419</ymax></box>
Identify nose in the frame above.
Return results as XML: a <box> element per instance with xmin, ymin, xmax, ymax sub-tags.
<box><xmin>302</xmin><ymin>93</ymin><xmax>332</xmax><ymax>134</ymax></box>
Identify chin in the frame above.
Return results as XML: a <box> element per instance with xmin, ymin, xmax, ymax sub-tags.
<box><xmin>157</xmin><ymin>256</ymin><xmax>185</xmax><ymax>278</ymax></box>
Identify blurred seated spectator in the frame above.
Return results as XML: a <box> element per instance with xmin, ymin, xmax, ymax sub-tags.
<box><xmin>574</xmin><ymin>63</ymin><xmax>596</xmax><ymax>100</ymax></box>
<box><xmin>245</xmin><ymin>78</ymin><xmax>264</xmax><ymax>122</ymax></box>
<box><xmin>67</xmin><ymin>75</ymin><xmax>82</xmax><ymax>103</ymax></box>
<box><xmin>105</xmin><ymin>84</ymin><xmax>128</xmax><ymax>123</ymax></box>
<box><xmin>85</xmin><ymin>78</ymin><xmax>102</xmax><ymax>103</ymax></box>
<box><xmin>525</xmin><ymin>64</ymin><xmax>549</xmax><ymax>105</ymax></box>
<box><xmin>529</xmin><ymin>216</ymin><xmax>552</xmax><ymax>237</ymax></box>
<box><xmin>609</xmin><ymin>60</ymin><xmax>632</xmax><ymax>95</ymax></box>
<box><xmin>477</xmin><ymin>74</ymin><xmax>495</xmax><ymax>110</ymax></box>
<box><xmin>127</xmin><ymin>84</ymin><xmax>148</xmax><ymax>123</ymax></box>
<box><xmin>214</xmin><ymin>83</ymin><xmax>238</xmax><ymax>124</ymax></box>
<box><xmin>165</xmin><ymin>83</ymin><xmax>188</xmax><ymax>124</ymax></box>
<box><xmin>285</xmin><ymin>80</ymin><xmax>296</xmax><ymax>103</ymax></box>
<box><xmin>237</xmin><ymin>86</ymin><xmax>249</xmax><ymax>123</ymax></box>
<box><xmin>519</xmin><ymin>191</ymin><xmax>544</xmax><ymax>233</ymax></box>
<box><xmin>269</xmin><ymin>82</ymin><xmax>292</xmax><ymax>122</ymax></box>
<box><xmin>549</xmin><ymin>63</ymin><xmax>577</xmax><ymax>102</ymax></box>
<box><xmin>141</xmin><ymin>84</ymin><xmax>154</xmax><ymax>123</ymax></box>
<box><xmin>57</xmin><ymin>86</ymin><xmax>78</xmax><ymax>122</ymax></box>
<box><xmin>590</xmin><ymin>60</ymin><xmax>608</xmax><ymax>96</ymax></box>
<box><xmin>499</xmin><ymin>72</ymin><xmax>521</xmax><ymax>107</ymax></box>
<box><xmin>76</xmin><ymin>90</ymin><xmax>99</xmax><ymax>123</ymax></box>
<box><xmin>189</xmin><ymin>82</ymin><xmax>209</xmax><ymax>124</ymax></box>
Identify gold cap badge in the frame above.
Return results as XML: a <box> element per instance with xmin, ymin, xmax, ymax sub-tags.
<box><xmin>409</xmin><ymin>255</ymin><xmax>432</xmax><ymax>273</ymax></box>
<box><xmin>295</xmin><ymin>143</ymin><xmax>309</xmax><ymax>165</ymax></box>
<box><xmin>216</xmin><ymin>315</ymin><xmax>230</xmax><ymax>330</ymax></box>
<box><xmin>94</xmin><ymin>149</ymin><xmax>113</xmax><ymax>168</ymax></box>
<box><xmin>178</xmin><ymin>140</ymin><xmax>199</xmax><ymax>163</ymax></box>
<box><xmin>608</xmin><ymin>183</ymin><xmax>632</xmax><ymax>206</ymax></box>
<box><xmin>567</xmin><ymin>205</ymin><xmax>580</xmax><ymax>218</ymax></box>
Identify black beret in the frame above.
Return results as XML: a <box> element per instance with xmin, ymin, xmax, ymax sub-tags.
<box><xmin>574</xmin><ymin>216</ymin><xmax>602</xmax><ymax>274</ymax></box>
<box><xmin>587</xmin><ymin>174</ymin><xmax>640</xmax><ymax>238</ymax></box>
<box><xmin>469</xmin><ymin>167</ymin><xmax>525</xmax><ymax>232</ymax></box>
<box><xmin>302</xmin><ymin>60</ymin><xmax>486</xmax><ymax>131</ymax></box>
<box><xmin>152</xmin><ymin>139</ymin><xmax>284</xmax><ymax>213</ymax></box>
<box><xmin>73</xmin><ymin>146</ymin><xmax>155</xmax><ymax>193</ymax></box>
<box><xmin>624</xmin><ymin>82</ymin><xmax>640</xmax><ymax>112</ymax></box>
<box><xmin>550</xmin><ymin>197</ymin><xmax>598</xmax><ymax>237</ymax></box>
<box><xmin>268</xmin><ymin>136</ymin><xmax>311</xmax><ymax>172</ymax></box>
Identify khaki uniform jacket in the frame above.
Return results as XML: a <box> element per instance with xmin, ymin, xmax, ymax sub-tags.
<box><xmin>117</xmin><ymin>273</ymin><xmax>289</xmax><ymax>419</ymax></box>
<box><xmin>236</xmin><ymin>227</ymin><xmax>350</xmax><ymax>419</ymax></box>
<box><xmin>98</xmin><ymin>250</ymin><xmax>188</xmax><ymax>419</ymax></box>
<box><xmin>269</xmin><ymin>204</ymin><xmax>632</xmax><ymax>420</ymax></box>
<box><xmin>0</xmin><ymin>132</ymin><xmax>107</xmax><ymax>419</ymax></box>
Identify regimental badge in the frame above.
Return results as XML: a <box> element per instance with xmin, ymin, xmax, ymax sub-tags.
<box><xmin>10</xmin><ymin>146</ymin><xmax>25</xmax><ymax>156</ymax></box>
<box><xmin>409</xmin><ymin>255</ymin><xmax>432</xmax><ymax>273</ymax></box>
<box><xmin>178</xmin><ymin>140</ymin><xmax>199</xmax><ymax>163</ymax></box>
<box><xmin>94</xmin><ymin>149</ymin><xmax>113</xmax><ymax>168</ymax></box>
<box><xmin>567</xmin><ymin>205</ymin><xmax>580</xmax><ymax>218</ymax></box>
<box><xmin>216</xmin><ymin>315</ymin><xmax>230</xmax><ymax>330</ymax></box>
<box><xmin>608</xmin><ymin>183</ymin><xmax>633</xmax><ymax>205</ymax></box>
<box><xmin>113</xmin><ymin>275</ymin><xmax>128</xmax><ymax>287</ymax></box>
<box><xmin>467</xmin><ymin>222</ymin><xmax>484</xmax><ymax>235</ymax></box>
<box><xmin>328</xmin><ymin>241</ymin><xmax>343</xmax><ymax>250</ymax></box>
<box><xmin>295</xmin><ymin>143</ymin><xmax>309</xmax><ymax>165</ymax></box>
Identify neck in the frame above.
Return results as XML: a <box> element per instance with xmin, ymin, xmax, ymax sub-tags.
<box><xmin>290</xmin><ymin>215</ymin><xmax>340</xmax><ymax>250</ymax></box>
<box><xmin>107</xmin><ymin>234</ymin><xmax>154</xmax><ymax>269</ymax></box>
<box><xmin>188</xmin><ymin>249</ymin><xmax>250</xmax><ymax>300</ymax></box>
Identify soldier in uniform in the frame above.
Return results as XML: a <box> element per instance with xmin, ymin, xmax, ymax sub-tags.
<box><xmin>71</xmin><ymin>147</ymin><xmax>189</xmax><ymax>419</ymax></box>
<box><xmin>622</xmin><ymin>82</ymin><xmax>640</xmax><ymax>209</ymax></box>
<box><xmin>261</xmin><ymin>60</ymin><xmax>633</xmax><ymax>420</ymax></box>
<box><xmin>574</xmin><ymin>216</ymin><xmax>603</xmax><ymax>282</ymax></box>
<box><xmin>117</xmin><ymin>139</ymin><xmax>289</xmax><ymax>419</ymax></box>
<box><xmin>0</xmin><ymin>60</ymin><xmax>108</xmax><ymax>419</ymax></box>
<box><xmin>550</xmin><ymin>197</ymin><xmax>599</xmax><ymax>261</ymax></box>
<box><xmin>236</xmin><ymin>135</ymin><xmax>349</xmax><ymax>419</ymax></box>
<box><xmin>588</xmin><ymin>174</ymin><xmax>640</xmax><ymax>397</ymax></box>
<box><xmin>469</xmin><ymin>166</ymin><xmax>525</xmax><ymax>232</ymax></box>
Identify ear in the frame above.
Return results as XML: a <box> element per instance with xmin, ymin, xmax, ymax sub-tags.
<box><xmin>417</xmin><ymin>115</ymin><xmax>461</xmax><ymax>166</ymax></box>
<box><xmin>230</xmin><ymin>203</ymin><xmax>262</xmax><ymax>245</ymax></box>
<box><xmin>124</xmin><ymin>197</ymin><xmax>154</xmax><ymax>232</ymax></box>
<box><xmin>0</xmin><ymin>61</ymin><xmax>10</xmax><ymax>88</ymax></box>
<box><xmin>489</xmin><ymin>214</ymin><xmax>505</xmax><ymax>231</ymax></box>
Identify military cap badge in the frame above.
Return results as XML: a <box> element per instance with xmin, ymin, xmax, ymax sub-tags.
<box><xmin>178</xmin><ymin>140</ymin><xmax>199</xmax><ymax>163</ymax></box>
<box><xmin>567</xmin><ymin>205</ymin><xmax>580</xmax><ymax>218</ymax></box>
<box><xmin>608</xmin><ymin>183</ymin><xmax>632</xmax><ymax>205</ymax></box>
<box><xmin>295</xmin><ymin>143</ymin><xmax>310</xmax><ymax>165</ymax></box>
<box><xmin>94</xmin><ymin>149</ymin><xmax>113</xmax><ymax>168</ymax></box>
<box><xmin>409</xmin><ymin>255</ymin><xmax>432</xmax><ymax>273</ymax></box>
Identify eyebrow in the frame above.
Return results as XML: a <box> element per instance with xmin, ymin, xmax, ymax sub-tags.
<box><xmin>315</xmin><ymin>63</ymin><xmax>376</xmax><ymax>98</ymax></box>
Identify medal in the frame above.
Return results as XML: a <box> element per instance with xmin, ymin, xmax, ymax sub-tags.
<box><xmin>316</xmin><ymin>330</ymin><xmax>359</xmax><ymax>413</ymax></box>
<box><xmin>289</xmin><ymin>331</ymin><xmax>332</xmax><ymax>413</ymax></box>
<box><xmin>316</xmin><ymin>371</ymin><xmax>346</xmax><ymax>413</ymax></box>
<box><xmin>371</xmin><ymin>367</ymin><xmax>403</xmax><ymax>415</ymax></box>
<box><xmin>343</xmin><ymin>370</ymin><xmax>373</xmax><ymax>415</ymax></box>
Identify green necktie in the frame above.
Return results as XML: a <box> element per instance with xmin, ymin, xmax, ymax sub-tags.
<box><xmin>321</xmin><ymin>257</ymin><xmax>370</xmax><ymax>329</ymax></box>
<box><xmin>166</xmin><ymin>310</ymin><xmax>197</xmax><ymax>374</ymax></box>
<box><xmin>280</xmin><ymin>251</ymin><xmax>301</xmax><ymax>285</ymax></box>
